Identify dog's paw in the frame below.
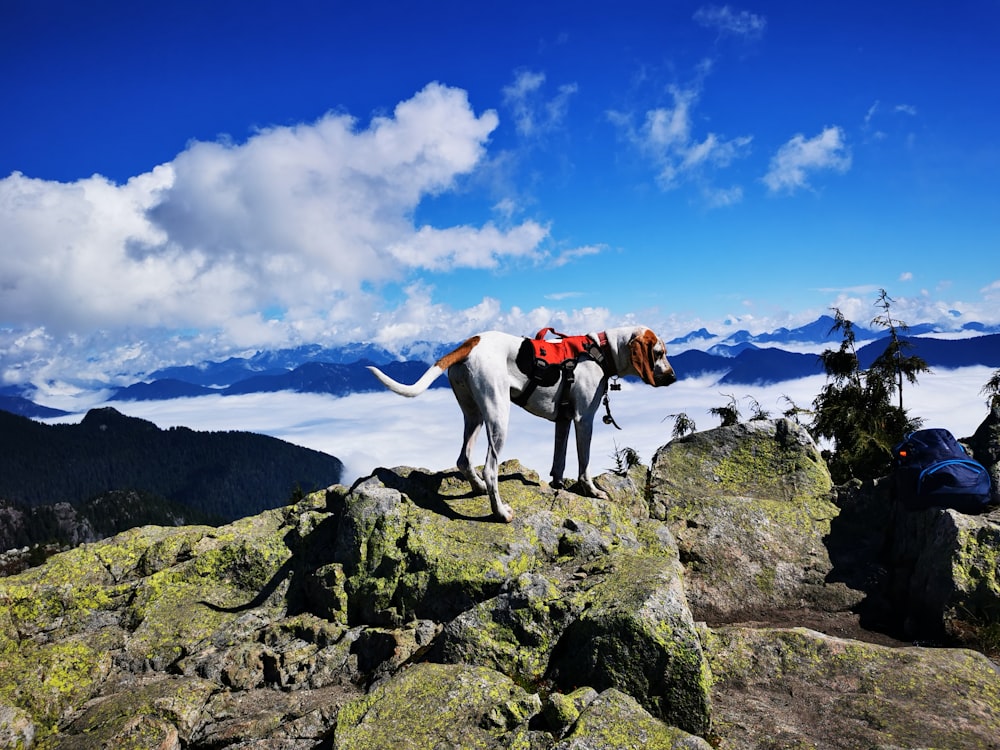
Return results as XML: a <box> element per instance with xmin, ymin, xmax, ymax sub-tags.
<box><xmin>493</xmin><ymin>501</ymin><xmax>515</xmax><ymax>523</ymax></box>
<box><xmin>577</xmin><ymin>480</ymin><xmax>608</xmax><ymax>500</ymax></box>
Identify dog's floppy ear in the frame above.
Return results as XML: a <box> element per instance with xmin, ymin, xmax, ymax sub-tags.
<box><xmin>629</xmin><ymin>329</ymin><xmax>659</xmax><ymax>386</ymax></box>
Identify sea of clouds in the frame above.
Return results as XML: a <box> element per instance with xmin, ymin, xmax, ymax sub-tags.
<box><xmin>43</xmin><ymin>366</ymin><xmax>996</xmax><ymax>487</ymax></box>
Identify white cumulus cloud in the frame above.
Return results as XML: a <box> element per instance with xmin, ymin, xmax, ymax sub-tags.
<box><xmin>0</xmin><ymin>83</ymin><xmax>570</xmax><ymax>380</ymax></box>
<box><xmin>763</xmin><ymin>126</ymin><xmax>852</xmax><ymax>194</ymax></box>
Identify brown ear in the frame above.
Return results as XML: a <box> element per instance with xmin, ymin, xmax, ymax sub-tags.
<box><xmin>629</xmin><ymin>330</ymin><xmax>658</xmax><ymax>386</ymax></box>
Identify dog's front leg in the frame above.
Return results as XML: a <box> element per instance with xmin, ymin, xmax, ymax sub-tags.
<box><xmin>550</xmin><ymin>418</ymin><xmax>571</xmax><ymax>489</ymax></box>
<box><xmin>574</xmin><ymin>417</ymin><xmax>609</xmax><ymax>499</ymax></box>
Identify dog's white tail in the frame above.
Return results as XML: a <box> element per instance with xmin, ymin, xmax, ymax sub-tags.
<box><xmin>366</xmin><ymin>364</ymin><xmax>445</xmax><ymax>398</ymax></box>
<box><xmin>367</xmin><ymin>335</ymin><xmax>481</xmax><ymax>398</ymax></box>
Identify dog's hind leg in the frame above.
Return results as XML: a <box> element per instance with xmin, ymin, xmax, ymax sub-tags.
<box><xmin>480</xmin><ymin>390</ymin><xmax>514</xmax><ymax>522</ymax></box>
<box><xmin>457</xmin><ymin>411</ymin><xmax>488</xmax><ymax>495</ymax></box>
<box><xmin>550</xmin><ymin>418</ymin><xmax>571</xmax><ymax>489</ymax></box>
<box><xmin>450</xmin><ymin>375</ymin><xmax>489</xmax><ymax>496</ymax></box>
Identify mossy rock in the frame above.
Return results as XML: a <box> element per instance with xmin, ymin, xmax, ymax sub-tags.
<box><xmin>336</xmin><ymin>461</ymin><xmax>641</xmax><ymax>627</ymax></box>
<box><xmin>553</xmin><ymin>688</ymin><xmax>713</xmax><ymax>750</ymax></box>
<box><xmin>334</xmin><ymin>662</ymin><xmax>543</xmax><ymax>749</ymax></box>
<box><xmin>0</xmin><ymin>704</ymin><xmax>36</xmax><ymax>749</ymax></box>
<box><xmin>435</xmin><ymin>571</ymin><xmax>570</xmax><ymax>685</ymax></box>
<box><xmin>546</xmin><ymin>535</ymin><xmax>713</xmax><ymax>737</ymax></box>
<box><xmin>888</xmin><ymin>504</ymin><xmax>1000</xmax><ymax>642</ymax></box>
<box><xmin>649</xmin><ymin>419</ymin><xmax>832</xmax><ymax>508</ymax></box>
<box><xmin>648</xmin><ymin>419</ymin><xmax>851</xmax><ymax>620</ymax></box>
<box><xmin>0</xmin><ymin>502</ymin><xmax>302</xmax><ymax>742</ymax></box>
<box><xmin>38</xmin><ymin>675</ymin><xmax>216</xmax><ymax>749</ymax></box>
<box><xmin>707</xmin><ymin>625</ymin><xmax>1000</xmax><ymax>750</ymax></box>
<box><xmin>348</xmin><ymin>464</ymin><xmax>713</xmax><ymax>738</ymax></box>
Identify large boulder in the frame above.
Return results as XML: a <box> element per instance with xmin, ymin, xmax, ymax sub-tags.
<box><xmin>707</xmin><ymin>625</ymin><xmax>1000</xmax><ymax>749</ymax></box>
<box><xmin>648</xmin><ymin>418</ymin><xmax>857</xmax><ymax>621</ymax></box>
<box><xmin>887</xmin><ymin>502</ymin><xmax>1000</xmax><ymax>641</ymax></box>
<box><xmin>543</xmin><ymin>537</ymin><xmax>712</xmax><ymax>736</ymax></box>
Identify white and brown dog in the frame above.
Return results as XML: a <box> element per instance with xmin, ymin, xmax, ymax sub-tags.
<box><xmin>367</xmin><ymin>326</ymin><xmax>676</xmax><ymax>522</ymax></box>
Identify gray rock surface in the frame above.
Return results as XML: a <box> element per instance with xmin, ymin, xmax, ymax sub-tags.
<box><xmin>1</xmin><ymin>417</ymin><xmax>999</xmax><ymax>749</ymax></box>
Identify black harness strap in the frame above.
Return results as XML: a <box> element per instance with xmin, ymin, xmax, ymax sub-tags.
<box><xmin>555</xmin><ymin>359</ymin><xmax>577</xmax><ymax>421</ymax></box>
<box><xmin>512</xmin><ymin>356</ymin><xmax>553</xmax><ymax>407</ymax></box>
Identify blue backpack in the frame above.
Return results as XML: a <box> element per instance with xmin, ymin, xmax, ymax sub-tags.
<box><xmin>892</xmin><ymin>428</ymin><xmax>993</xmax><ymax>513</ymax></box>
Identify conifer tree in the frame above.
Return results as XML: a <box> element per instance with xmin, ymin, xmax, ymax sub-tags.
<box><xmin>810</xmin><ymin>297</ymin><xmax>925</xmax><ymax>483</ymax></box>
<box><xmin>981</xmin><ymin>370</ymin><xmax>1000</xmax><ymax>409</ymax></box>
<box><xmin>869</xmin><ymin>289</ymin><xmax>930</xmax><ymax>412</ymax></box>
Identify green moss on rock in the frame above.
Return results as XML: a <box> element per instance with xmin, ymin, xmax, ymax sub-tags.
<box><xmin>339</xmin><ymin>461</ymin><xmax>641</xmax><ymax>628</ymax></box>
<box><xmin>554</xmin><ymin>688</ymin><xmax>713</xmax><ymax>749</ymax></box>
<box><xmin>39</xmin><ymin>675</ymin><xmax>216</xmax><ymax>749</ymax></box>
<box><xmin>650</xmin><ymin>419</ymin><xmax>832</xmax><ymax>505</ymax></box>
<box><xmin>889</xmin><ymin>505</ymin><xmax>1000</xmax><ymax>641</ymax></box>
<box><xmin>549</xmin><ymin>548</ymin><xmax>713</xmax><ymax>737</ymax></box>
<box><xmin>648</xmin><ymin>419</ymin><xmax>848</xmax><ymax>620</ymax></box>
<box><xmin>0</xmin><ymin>505</ymin><xmax>296</xmax><ymax>741</ymax></box>
<box><xmin>335</xmin><ymin>662</ymin><xmax>542</xmax><ymax>750</ymax></box>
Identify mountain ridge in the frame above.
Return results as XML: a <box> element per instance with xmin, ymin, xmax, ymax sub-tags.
<box><xmin>0</xmin><ymin>406</ymin><xmax>343</xmax><ymax>525</ymax></box>
<box><xmin>4</xmin><ymin>316</ymin><xmax>1000</xmax><ymax>415</ymax></box>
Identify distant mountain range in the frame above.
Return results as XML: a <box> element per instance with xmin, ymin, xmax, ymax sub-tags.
<box><xmin>4</xmin><ymin>315</ymin><xmax>1000</xmax><ymax>418</ymax></box>
<box><xmin>103</xmin><ymin>360</ymin><xmax>453</xmax><ymax>403</ymax></box>
<box><xmin>0</xmin><ymin>394</ymin><xmax>71</xmax><ymax>419</ymax></box>
<box><xmin>671</xmin><ymin>333</ymin><xmax>1000</xmax><ymax>385</ymax></box>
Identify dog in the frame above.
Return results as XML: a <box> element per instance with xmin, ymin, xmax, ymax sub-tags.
<box><xmin>367</xmin><ymin>326</ymin><xmax>676</xmax><ymax>522</ymax></box>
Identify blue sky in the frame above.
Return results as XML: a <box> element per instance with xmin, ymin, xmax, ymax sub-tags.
<box><xmin>2</xmin><ymin>0</ymin><xmax>999</xmax><ymax>392</ymax></box>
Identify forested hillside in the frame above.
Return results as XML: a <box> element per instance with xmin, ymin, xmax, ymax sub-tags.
<box><xmin>0</xmin><ymin>407</ymin><xmax>343</xmax><ymax>522</ymax></box>
<box><xmin>0</xmin><ymin>489</ymin><xmax>226</xmax><ymax>564</ymax></box>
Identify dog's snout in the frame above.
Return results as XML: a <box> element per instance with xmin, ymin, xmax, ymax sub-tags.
<box><xmin>656</xmin><ymin>366</ymin><xmax>677</xmax><ymax>387</ymax></box>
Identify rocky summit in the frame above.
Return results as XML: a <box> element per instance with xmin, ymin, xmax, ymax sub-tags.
<box><xmin>1</xmin><ymin>418</ymin><xmax>999</xmax><ymax>749</ymax></box>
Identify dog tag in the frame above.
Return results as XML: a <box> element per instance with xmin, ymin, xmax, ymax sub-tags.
<box><xmin>610</xmin><ymin>382</ymin><xmax>621</xmax><ymax>391</ymax></box>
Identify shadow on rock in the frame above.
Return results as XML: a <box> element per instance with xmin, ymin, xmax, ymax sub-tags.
<box><xmin>370</xmin><ymin>466</ymin><xmax>496</xmax><ymax>521</ymax></box>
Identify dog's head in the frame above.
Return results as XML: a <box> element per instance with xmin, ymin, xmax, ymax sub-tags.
<box><xmin>629</xmin><ymin>328</ymin><xmax>677</xmax><ymax>387</ymax></box>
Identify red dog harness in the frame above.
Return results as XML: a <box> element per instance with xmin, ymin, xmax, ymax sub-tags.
<box><xmin>513</xmin><ymin>328</ymin><xmax>619</xmax><ymax>424</ymax></box>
